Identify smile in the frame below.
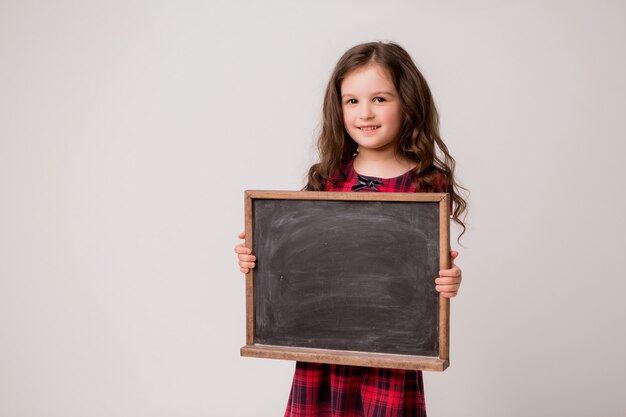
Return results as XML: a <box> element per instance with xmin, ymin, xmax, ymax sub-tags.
<box><xmin>358</xmin><ymin>126</ymin><xmax>380</xmax><ymax>131</ymax></box>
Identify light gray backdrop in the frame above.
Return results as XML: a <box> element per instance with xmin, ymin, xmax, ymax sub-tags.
<box><xmin>1</xmin><ymin>1</ymin><xmax>625</xmax><ymax>416</ymax></box>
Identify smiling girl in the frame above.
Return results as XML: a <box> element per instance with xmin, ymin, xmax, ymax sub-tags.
<box><xmin>235</xmin><ymin>41</ymin><xmax>467</xmax><ymax>417</ymax></box>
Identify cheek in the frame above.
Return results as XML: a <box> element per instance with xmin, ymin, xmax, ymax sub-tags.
<box><xmin>385</xmin><ymin>106</ymin><xmax>403</xmax><ymax>127</ymax></box>
<box><xmin>342</xmin><ymin>108</ymin><xmax>354</xmax><ymax>126</ymax></box>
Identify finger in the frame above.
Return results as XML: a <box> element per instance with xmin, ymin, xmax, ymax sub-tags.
<box><xmin>440</xmin><ymin>291</ymin><xmax>458</xmax><ymax>298</ymax></box>
<box><xmin>450</xmin><ymin>250</ymin><xmax>459</xmax><ymax>259</ymax></box>
<box><xmin>435</xmin><ymin>277</ymin><xmax>461</xmax><ymax>285</ymax></box>
<box><xmin>239</xmin><ymin>261</ymin><xmax>256</xmax><ymax>269</ymax></box>
<box><xmin>436</xmin><ymin>284</ymin><xmax>460</xmax><ymax>293</ymax></box>
<box><xmin>438</xmin><ymin>267</ymin><xmax>461</xmax><ymax>277</ymax></box>
<box><xmin>234</xmin><ymin>244</ymin><xmax>252</xmax><ymax>255</ymax></box>
<box><xmin>238</xmin><ymin>254</ymin><xmax>256</xmax><ymax>262</ymax></box>
<box><xmin>238</xmin><ymin>232</ymin><xmax>245</xmax><ymax>239</ymax></box>
<box><xmin>240</xmin><ymin>267</ymin><xmax>250</xmax><ymax>274</ymax></box>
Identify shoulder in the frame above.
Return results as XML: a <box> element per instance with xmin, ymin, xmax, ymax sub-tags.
<box><xmin>413</xmin><ymin>166</ymin><xmax>449</xmax><ymax>193</ymax></box>
<box><xmin>325</xmin><ymin>159</ymin><xmax>357</xmax><ymax>191</ymax></box>
<box><xmin>433</xmin><ymin>169</ymin><xmax>449</xmax><ymax>192</ymax></box>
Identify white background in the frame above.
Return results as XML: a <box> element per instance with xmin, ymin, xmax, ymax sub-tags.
<box><xmin>1</xmin><ymin>1</ymin><xmax>625</xmax><ymax>416</ymax></box>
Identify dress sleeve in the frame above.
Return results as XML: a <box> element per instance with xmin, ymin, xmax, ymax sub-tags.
<box><xmin>433</xmin><ymin>170</ymin><xmax>454</xmax><ymax>216</ymax></box>
<box><xmin>433</xmin><ymin>170</ymin><xmax>449</xmax><ymax>193</ymax></box>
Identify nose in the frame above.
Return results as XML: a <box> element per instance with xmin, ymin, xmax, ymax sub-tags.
<box><xmin>359</xmin><ymin>102</ymin><xmax>374</xmax><ymax>119</ymax></box>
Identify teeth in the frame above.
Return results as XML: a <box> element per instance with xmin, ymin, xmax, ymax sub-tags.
<box><xmin>360</xmin><ymin>126</ymin><xmax>379</xmax><ymax>131</ymax></box>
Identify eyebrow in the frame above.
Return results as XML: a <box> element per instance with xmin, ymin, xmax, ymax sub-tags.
<box><xmin>341</xmin><ymin>91</ymin><xmax>396</xmax><ymax>98</ymax></box>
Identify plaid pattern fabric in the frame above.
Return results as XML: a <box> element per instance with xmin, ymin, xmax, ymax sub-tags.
<box><xmin>285</xmin><ymin>363</ymin><xmax>426</xmax><ymax>417</ymax></box>
<box><xmin>284</xmin><ymin>159</ymin><xmax>428</xmax><ymax>417</ymax></box>
<box><xmin>324</xmin><ymin>159</ymin><xmax>418</xmax><ymax>193</ymax></box>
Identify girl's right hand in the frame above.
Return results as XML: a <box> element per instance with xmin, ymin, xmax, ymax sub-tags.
<box><xmin>234</xmin><ymin>232</ymin><xmax>256</xmax><ymax>274</ymax></box>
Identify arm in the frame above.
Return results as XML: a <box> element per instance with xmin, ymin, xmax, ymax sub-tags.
<box><xmin>435</xmin><ymin>250</ymin><xmax>462</xmax><ymax>298</ymax></box>
<box><xmin>234</xmin><ymin>232</ymin><xmax>256</xmax><ymax>274</ymax></box>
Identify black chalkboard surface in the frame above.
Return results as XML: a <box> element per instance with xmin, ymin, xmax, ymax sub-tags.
<box><xmin>240</xmin><ymin>191</ymin><xmax>451</xmax><ymax>371</ymax></box>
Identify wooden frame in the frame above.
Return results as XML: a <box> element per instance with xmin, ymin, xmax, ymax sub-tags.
<box><xmin>240</xmin><ymin>190</ymin><xmax>451</xmax><ymax>371</ymax></box>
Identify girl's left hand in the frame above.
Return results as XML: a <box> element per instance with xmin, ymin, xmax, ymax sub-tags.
<box><xmin>435</xmin><ymin>251</ymin><xmax>462</xmax><ymax>298</ymax></box>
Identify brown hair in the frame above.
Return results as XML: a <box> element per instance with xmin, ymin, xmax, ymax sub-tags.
<box><xmin>305</xmin><ymin>41</ymin><xmax>467</xmax><ymax>238</ymax></box>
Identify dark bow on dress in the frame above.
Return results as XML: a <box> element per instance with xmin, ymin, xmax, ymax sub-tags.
<box><xmin>351</xmin><ymin>174</ymin><xmax>383</xmax><ymax>192</ymax></box>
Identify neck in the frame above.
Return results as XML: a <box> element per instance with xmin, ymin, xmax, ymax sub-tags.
<box><xmin>354</xmin><ymin>148</ymin><xmax>415</xmax><ymax>178</ymax></box>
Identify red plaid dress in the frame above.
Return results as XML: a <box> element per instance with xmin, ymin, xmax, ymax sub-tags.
<box><xmin>284</xmin><ymin>159</ymin><xmax>432</xmax><ymax>417</ymax></box>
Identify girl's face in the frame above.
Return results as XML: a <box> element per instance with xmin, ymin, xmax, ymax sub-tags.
<box><xmin>340</xmin><ymin>64</ymin><xmax>403</xmax><ymax>154</ymax></box>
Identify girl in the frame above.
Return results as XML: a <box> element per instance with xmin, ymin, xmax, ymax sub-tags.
<box><xmin>235</xmin><ymin>41</ymin><xmax>466</xmax><ymax>417</ymax></box>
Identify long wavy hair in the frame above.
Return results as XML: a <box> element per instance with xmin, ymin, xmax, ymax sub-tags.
<box><xmin>305</xmin><ymin>41</ymin><xmax>467</xmax><ymax>238</ymax></box>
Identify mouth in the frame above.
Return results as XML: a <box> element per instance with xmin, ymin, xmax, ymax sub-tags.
<box><xmin>357</xmin><ymin>125</ymin><xmax>380</xmax><ymax>132</ymax></box>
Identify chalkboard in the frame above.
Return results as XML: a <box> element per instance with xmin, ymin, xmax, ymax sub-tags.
<box><xmin>240</xmin><ymin>191</ymin><xmax>451</xmax><ymax>371</ymax></box>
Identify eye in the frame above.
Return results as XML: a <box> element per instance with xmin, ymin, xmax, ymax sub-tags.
<box><xmin>373</xmin><ymin>97</ymin><xmax>386</xmax><ymax>103</ymax></box>
<box><xmin>345</xmin><ymin>98</ymin><xmax>357</xmax><ymax>105</ymax></box>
